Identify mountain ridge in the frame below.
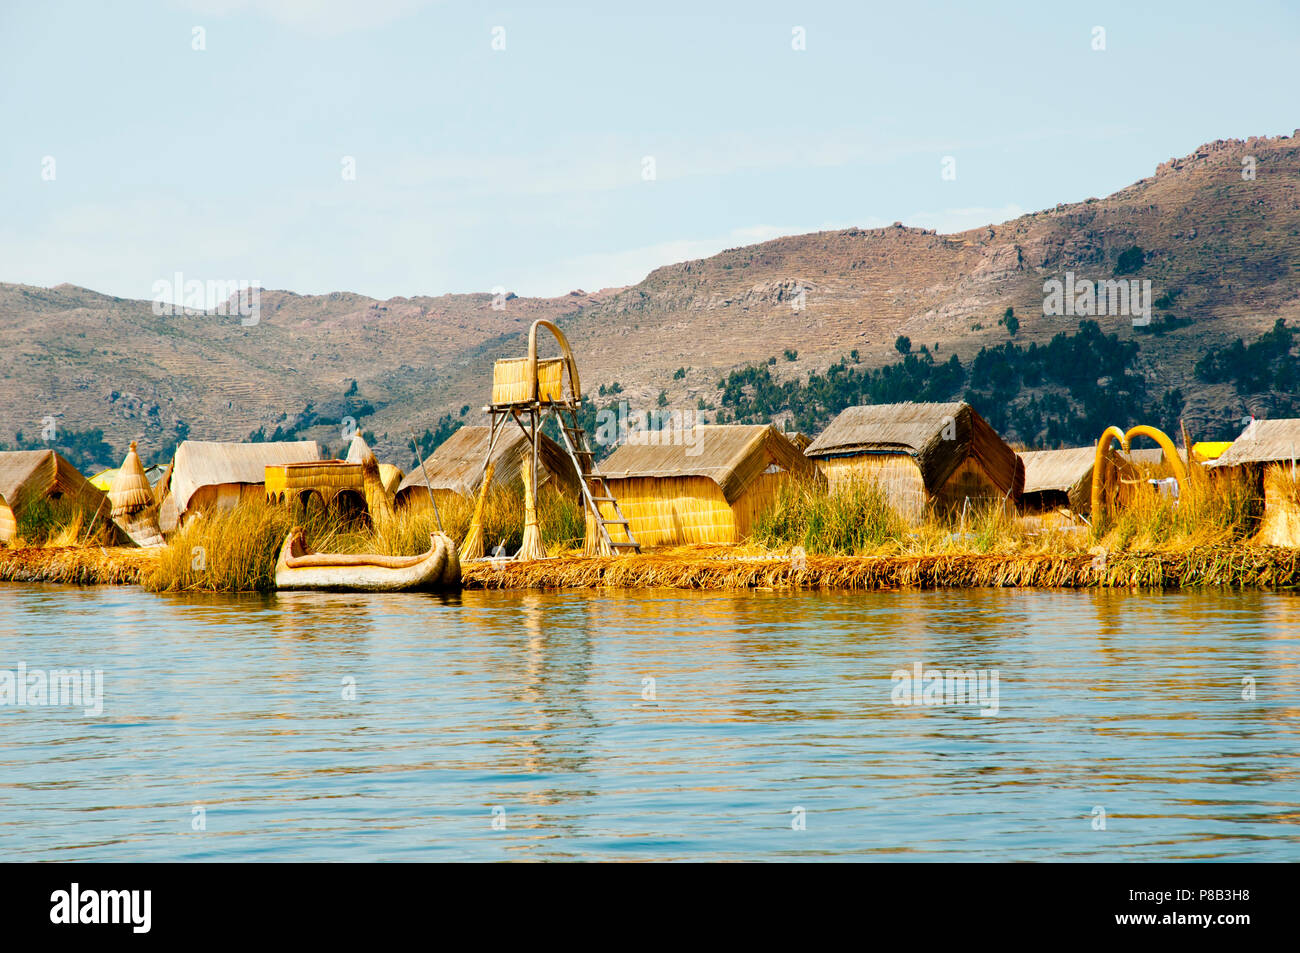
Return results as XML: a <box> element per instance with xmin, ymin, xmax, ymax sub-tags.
<box><xmin>3</xmin><ymin>132</ymin><xmax>1298</xmax><ymax>469</ymax></box>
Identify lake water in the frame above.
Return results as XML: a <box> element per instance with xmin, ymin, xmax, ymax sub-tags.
<box><xmin>0</xmin><ymin>583</ymin><xmax>1297</xmax><ymax>861</ymax></box>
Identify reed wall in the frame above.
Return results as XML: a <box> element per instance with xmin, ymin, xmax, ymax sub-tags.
<box><xmin>815</xmin><ymin>455</ymin><xmax>926</xmax><ymax>524</ymax></box>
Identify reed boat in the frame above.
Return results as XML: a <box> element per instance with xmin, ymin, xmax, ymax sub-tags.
<box><xmin>274</xmin><ymin>527</ymin><xmax>460</xmax><ymax>592</ymax></box>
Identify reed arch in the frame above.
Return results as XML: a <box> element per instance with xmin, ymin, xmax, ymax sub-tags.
<box><xmin>526</xmin><ymin>319</ymin><xmax>582</xmax><ymax>404</ymax></box>
<box><xmin>1091</xmin><ymin>424</ymin><xmax>1189</xmax><ymax>525</ymax></box>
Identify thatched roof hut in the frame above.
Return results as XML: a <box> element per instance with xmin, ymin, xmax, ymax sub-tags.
<box><xmin>1207</xmin><ymin>418</ymin><xmax>1300</xmax><ymax>469</ymax></box>
<box><xmin>0</xmin><ymin>450</ymin><xmax>105</xmax><ymax>535</ymax></box>
<box><xmin>1207</xmin><ymin>418</ymin><xmax>1300</xmax><ymax>547</ymax></box>
<box><xmin>159</xmin><ymin>440</ymin><xmax>323</xmax><ymax>530</ymax></box>
<box><xmin>804</xmin><ymin>402</ymin><xmax>1024</xmax><ymax>523</ymax></box>
<box><xmin>395</xmin><ymin>425</ymin><xmax>578</xmax><ymax>511</ymax></box>
<box><xmin>109</xmin><ymin>442</ymin><xmax>164</xmax><ymax>547</ymax></box>
<box><xmin>1018</xmin><ymin>447</ymin><xmax>1097</xmax><ymax>514</ymax></box>
<box><xmin>599</xmin><ymin>424</ymin><xmax>820</xmax><ymax>546</ymax></box>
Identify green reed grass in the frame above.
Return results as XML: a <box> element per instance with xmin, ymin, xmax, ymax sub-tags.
<box><xmin>753</xmin><ymin>476</ymin><xmax>909</xmax><ymax>554</ymax></box>
<box><xmin>12</xmin><ymin>496</ymin><xmax>117</xmax><ymax>548</ymax></box>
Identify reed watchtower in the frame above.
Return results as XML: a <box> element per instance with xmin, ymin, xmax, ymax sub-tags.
<box><xmin>466</xmin><ymin>319</ymin><xmax>639</xmax><ymax>559</ymax></box>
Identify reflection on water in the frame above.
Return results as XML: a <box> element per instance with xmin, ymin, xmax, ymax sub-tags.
<box><xmin>0</xmin><ymin>583</ymin><xmax>1297</xmax><ymax>860</ymax></box>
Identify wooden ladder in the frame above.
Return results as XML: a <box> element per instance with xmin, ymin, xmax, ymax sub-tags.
<box><xmin>553</xmin><ymin>407</ymin><xmax>641</xmax><ymax>554</ymax></box>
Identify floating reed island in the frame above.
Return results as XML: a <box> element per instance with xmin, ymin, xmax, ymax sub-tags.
<box><xmin>4</xmin><ymin>320</ymin><xmax>1300</xmax><ymax>594</ymax></box>
<box><xmin>2</xmin><ymin>475</ymin><xmax>1298</xmax><ymax>592</ymax></box>
<box><xmin>461</xmin><ymin>544</ymin><xmax>1300</xmax><ymax>591</ymax></box>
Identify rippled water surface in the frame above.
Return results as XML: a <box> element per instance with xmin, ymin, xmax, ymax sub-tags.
<box><xmin>1</xmin><ymin>583</ymin><xmax>1297</xmax><ymax>861</ymax></box>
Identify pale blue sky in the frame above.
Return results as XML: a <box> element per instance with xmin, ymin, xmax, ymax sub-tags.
<box><xmin>1</xmin><ymin>0</ymin><xmax>1297</xmax><ymax>304</ymax></box>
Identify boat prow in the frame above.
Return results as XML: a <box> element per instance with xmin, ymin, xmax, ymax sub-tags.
<box><xmin>274</xmin><ymin>527</ymin><xmax>461</xmax><ymax>592</ymax></box>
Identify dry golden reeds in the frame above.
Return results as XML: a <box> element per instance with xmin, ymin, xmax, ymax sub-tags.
<box><xmin>491</xmin><ymin>357</ymin><xmax>565</xmax><ymax>404</ymax></box>
<box><xmin>516</xmin><ymin>454</ymin><xmax>547</xmax><ymax>560</ymax></box>
<box><xmin>601</xmin><ymin>475</ymin><xmax>736</xmax><ymax>547</ymax></box>
<box><xmin>1096</xmin><ymin>464</ymin><xmax>1258</xmax><ymax>550</ymax></box>
<box><xmin>462</xmin><ymin>543</ymin><xmax>1300</xmax><ymax>592</ymax></box>
<box><xmin>0</xmin><ymin>545</ymin><xmax>157</xmax><ymax>585</ymax></box>
<box><xmin>460</xmin><ymin>461</ymin><xmax>495</xmax><ymax>561</ymax></box>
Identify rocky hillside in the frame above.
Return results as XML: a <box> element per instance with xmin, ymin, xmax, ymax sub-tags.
<box><xmin>2</xmin><ymin>132</ymin><xmax>1298</xmax><ymax>469</ymax></box>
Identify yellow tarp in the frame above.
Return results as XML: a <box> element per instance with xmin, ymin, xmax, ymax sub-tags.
<box><xmin>1193</xmin><ymin>441</ymin><xmax>1233</xmax><ymax>461</ymax></box>
<box><xmin>89</xmin><ymin>468</ymin><xmax>118</xmax><ymax>491</ymax></box>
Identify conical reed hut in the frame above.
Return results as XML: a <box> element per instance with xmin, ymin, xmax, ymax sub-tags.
<box><xmin>804</xmin><ymin>402</ymin><xmax>1024</xmax><ymax>524</ymax></box>
<box><xmin>109</xmin><ymin>442</ymin><xmax>165</xmax><ymax>547</ymax></box>
<box><xmin>599</xmin><ymin>424</ymin><xmax>820</xmax><ymax>547</ymax></box>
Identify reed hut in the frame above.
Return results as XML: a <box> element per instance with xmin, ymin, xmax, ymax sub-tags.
<box><xmin>804</xmin><ymin>402</ymin><xmax>1024</xmax><ymax>523</ymax></box>
<box><xmin>598</xmin><ymin>424</ymin><xmax>819</xmax><ymax>547</ymax></box>
<box><xmin>158</xmin><ymin>440</ymin><xmax>323</xmax><ymax>531</ymax></box>
<box><xmin>109</xmin><ymin>442</ymin><xmax>165</xmax><ymax>547</ymax></box>
<box><xmin>1208</xmin><ymin>418</ymin><xmax>1300</xmax><ymax>546</ymax></box>
<box><xmin>0</xmin><ymin>449</ymin><xmax>106</xmax><ymax>539</ymax></box>
<box><xmin>1018</xmin><ymin>447</ymin><xmax>1098</xmax><ymax>515</ymax></box>
<box><xmin>395</xmin><ymin>425</ymin><xmax>578</xmax><ymax>512</ymax></box>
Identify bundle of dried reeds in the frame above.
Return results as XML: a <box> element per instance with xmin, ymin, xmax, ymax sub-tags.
<box><xmin>359</xmin><ymin>453</ymin><xmax>396</xmax><ymax>529</ymax></box>
<box><xmin>460</xmin><ymin>461</ymin><xmax>495</xmax><ymax>561</ymax></box>
<box><xmin>516</xmin><ymin>454</ymin><xmax>547</xmax><ymax>560</ymax></box>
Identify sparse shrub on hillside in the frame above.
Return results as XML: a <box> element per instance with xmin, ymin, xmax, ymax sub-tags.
<box><xmin>1114</xmin><ymin>244</ymin><xmax>1145</xmax><ymax>275</ymax></box>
